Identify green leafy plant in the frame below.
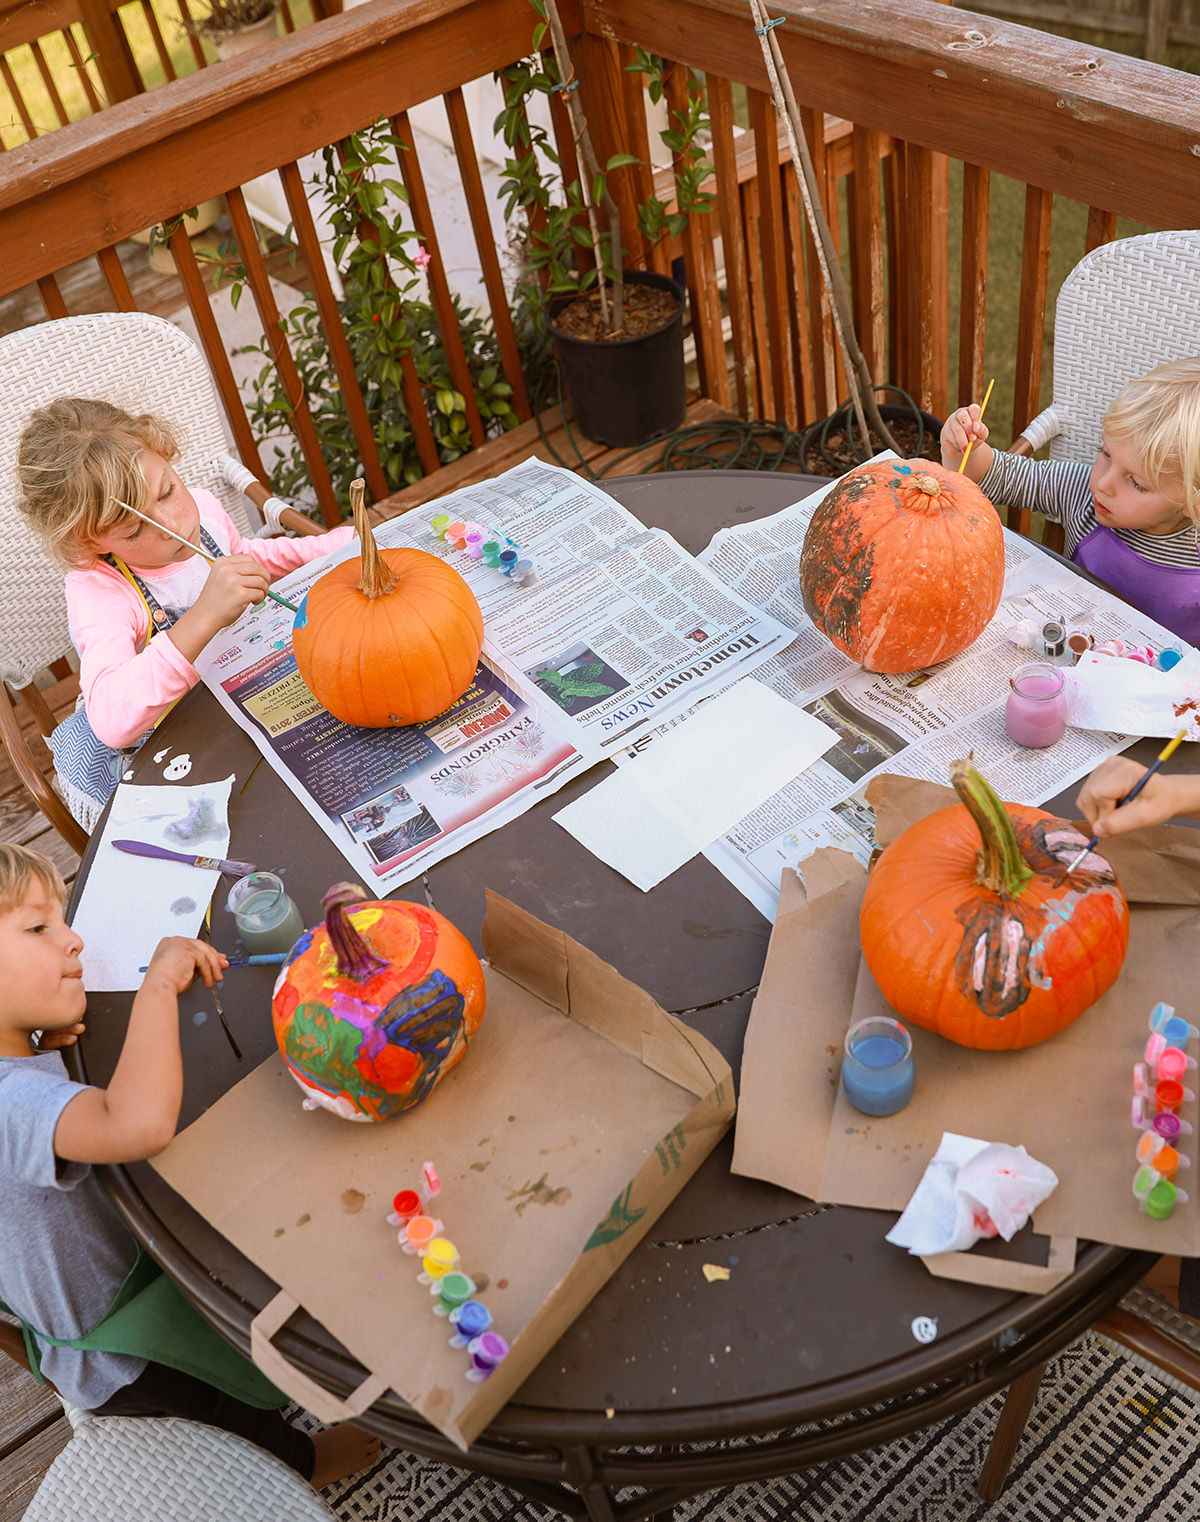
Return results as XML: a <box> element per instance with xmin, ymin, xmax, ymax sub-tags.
<box><xmin>534</xmin><ymin>663</ymin><xmax>617</xmax><ymax>712</ymax></box>
<box><xmin>494</xmin><ymin>5</ymin><xmax>715</xmax><ymax>336</ymax></box>
<box><xmin>212</xmin><ymin>120</ymin><xmax>540</xmax><ymax>505</ymax></box>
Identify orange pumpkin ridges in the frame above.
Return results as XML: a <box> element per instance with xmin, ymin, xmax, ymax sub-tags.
<box><xmin>292</xmin><ymin>478</ymin><xmax>484</xmax><ymax>728</ymax></box>
<box><xmin>799</xmin><ymin>458</ymin><xmax>1005</xmax><ymax>673</ymax></box>
<box><xmin>859</xmin><ymin>760</ymin><xmax>1129</xmax><ymax>1050</ymax></box>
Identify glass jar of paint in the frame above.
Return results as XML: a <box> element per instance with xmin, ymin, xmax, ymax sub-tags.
<box><xmin>1005</xmin><ymin>662</ymin><xmax>1068</xmax><ymax>749</ymax></box>
<box><xmin>841</xmin><ymin>1016</ymin><xmax>915</xmax><ymax>1117</ymax></box>
<box><xmin>226</xmin><ymin>872</ymin><xmax>305</xmax><ymax>955</ymax></box>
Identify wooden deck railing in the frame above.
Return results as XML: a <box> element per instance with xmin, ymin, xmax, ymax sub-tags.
<box><xmin>1</xmin><ymin>0</ymin><xmax>1199</xmax><ymax>528</ymax></box>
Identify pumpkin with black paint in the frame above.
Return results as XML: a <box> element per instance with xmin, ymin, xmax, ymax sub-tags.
<box><xmin>859</xmin><ymin>760</ymin><xmax>1129</xmax><ymax>1050</ymax></box>
<box><xmin>799</xmin><ymin>458</ymin><xmax>1004</xmax><ymax>673</ymax></box>
<box><xmin>271</xmin><ymin>884</ymin><xmax>486</xmax><ymax>1120</ymax></box>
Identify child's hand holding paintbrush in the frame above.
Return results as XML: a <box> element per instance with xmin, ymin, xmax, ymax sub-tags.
<box><xmin>1074</xmin><ymin>731</ymin><xmax>1198</xmax><ymax>856</ymax></box>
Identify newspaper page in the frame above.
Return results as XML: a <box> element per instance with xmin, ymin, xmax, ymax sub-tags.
<box><xmin>195</xmin><ymin>458</ymin><xmax>795</xmax><ymax>889</ymax></box>
<box><xmin>616</xmin><ymin>461</ymin><xmax>1171</xmax><ymax>920</ymax></box>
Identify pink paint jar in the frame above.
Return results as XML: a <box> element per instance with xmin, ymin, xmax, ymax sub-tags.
<box><xmin>1005</xmin><ymin>662</ymin><xmax>1068</xmax><ymax>749</ymax></box>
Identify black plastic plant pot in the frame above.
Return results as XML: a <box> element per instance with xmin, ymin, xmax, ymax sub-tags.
<box><xmin>800</xmin><ymin>402</ymin><xmax>944</xmax><ymax>476</ymax></box>
<box><xmin>549</xmin><ymin>270</ymin><xmax>686</xmax><ymax>448</ymax></box>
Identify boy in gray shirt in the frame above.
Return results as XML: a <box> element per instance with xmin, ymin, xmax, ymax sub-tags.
<box><xmin>0</xmin><ymin>843</ymin><xmax>378</xmax><ymax>1490</ymax></box>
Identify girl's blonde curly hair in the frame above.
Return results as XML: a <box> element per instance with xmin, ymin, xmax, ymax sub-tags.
<box><xmin>1104</xmin><ymin>356</ymin><xmax>1200</xmax><ymax>522</ymax></box>
<box><xmin>0</xmin><ymin>842</ymin><xmax>65</xmax><ymax>916</ymax></box>
<box><xmin>17</xmin><ymin>398</ymin><xmax>181</xmax><ymax>567</ymax></box>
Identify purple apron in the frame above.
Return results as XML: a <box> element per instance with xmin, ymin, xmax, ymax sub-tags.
<box><xmin>1073</xmin><ymin>526</ymin><xmax>1200</xmax><ymax>648</ymax></box>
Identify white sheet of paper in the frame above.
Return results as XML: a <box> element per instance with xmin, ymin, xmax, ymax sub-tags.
<box><xmin>72</xmin><ymin>777</ymin><xmax>235</xmax><ymax>991</ymax></box>
<box><xmin>552</xmin><ymin>681</ymin><xmax>836</xmax><ymax>891</ymax></box>
<box><xmin>1067</xmin><ymin>650</ymin><xmax>1200</xmax><ymax>741</ymax></box>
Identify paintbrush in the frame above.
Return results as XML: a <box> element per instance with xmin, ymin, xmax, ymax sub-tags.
<box><xmin>110</xmin><ymin>498</ymin><xmax>301</xmax><ymax>615</ymax></box>
<box><xmin>138</xmin><ymin>952</ymin><xmax>287</xmax><ymax>972</ymax></box>
<box><xmin>958</xmin><ymin>376</ymin><xmax>995</xmax><ymax>474</ymax></box>
<box><xmin>112</xmin><ymin>840</ymin><xmax>257</xmax><ymax>875</ymax></box>
<box><xmin>1060</xmin><ymin>727</ymin><xmax>1190</xmax><ymax>877</ymax></box>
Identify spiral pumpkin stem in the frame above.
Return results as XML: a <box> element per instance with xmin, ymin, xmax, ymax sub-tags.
<box><xmin>350</xmin><ymin>478</ymin><xmax>398</xmax><ymax>601</ymax></box>
<box><xmin>949</xmin><ymin>758</ymin><xmax>1035</xmax><ymax>899</ymax></box>
<box><xmin>322</xmin><ymin>882</ymin><xmax>388</xmax><ymax>981</ymax></box>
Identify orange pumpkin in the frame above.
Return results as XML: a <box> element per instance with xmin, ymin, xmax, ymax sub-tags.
<box><xmin>293</xmin><ymin>480</ymin><xmax>484</xmax><ymax>727</ymax></box>
<box><xmin>799</xmin><ymin>458</ymin><xmax>1004</xmax><ymax>672</ymax></box>
<box><xmin>859</xmin><ymin>760</ymin><xmax>1129</xmax><ymax>1050</ymax></box>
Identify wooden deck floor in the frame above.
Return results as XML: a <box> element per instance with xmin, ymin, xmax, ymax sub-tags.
<box><xmin>0</xmin><ymin>390</ymin><xmax>759</xmax><ymax>1515</ymax></box>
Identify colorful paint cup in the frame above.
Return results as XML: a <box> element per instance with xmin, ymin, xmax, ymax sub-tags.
<box><xmin>1147</xmin><ymin>1179</ymin><xmax>1185</xmax><ymax>1219</ymax></box>
<box><xmin>1155</xmin><ymin>1078</ymin><xmax>1186</xmax><ymax>1114</ymax></box>
<box><xmin>389</xmin><ymin>1188</ymin><xmax>421</xmax><ymax>1225</ymax></box>
<box><xmin>467</xmin><ymin>1331</ymin><xmax>509</xmax><ymax>1379</ymax></box>
<box><xmin>435</xmin><ymin>1271</ymin><xmax>475</xmax><ymax>1315</ymax></box>
<box><xmin>1158</xmin><ymin>1047</ymin><xmax>1194</xmax><ymax>1085</ymax></box>
<box><xmin>404</xmin><ymin>1215</ymin><xmax>439</xmax><ymax>1253</ymax></box>
<box><xmin>449</xmin><ymin>1300</ymin><xmax>492</xmax><ymax>1346</ymax></box>
<box><xmin>421</xmin><ymin>1238</ymin><xmax>459</xmax><ymax>1280</ymax></box>
<box><xmin>431</xmin><ymin>514</ymin><xmax>451</xmax><ymax>538</ymax></box>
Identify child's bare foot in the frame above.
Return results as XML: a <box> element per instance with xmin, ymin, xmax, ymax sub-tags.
<box><xmin>310</xmin><ymin>1424</ymin><xmax>382</xmax><ymax>1489</ymax></box>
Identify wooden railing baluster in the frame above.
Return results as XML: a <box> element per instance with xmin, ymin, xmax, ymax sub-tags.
<box><xmin>782</xmin><ymin>171</ymin><xmax>815</xmax><ymax>426</ymax></box>
<box><xmin>175</xmin><ymin>0</ymin><xmax>209</xmax><ymax>71</ymax></box>
<box><xmin>616</xmin><ymin>42</ymin><xmax>663</xmax><ymax>275</ymax></box>
<box><xmin>663</xmin><ymin>62</ymin><xmax>726</xmax><ymax>405</ymax></box>
<box><xmin>224</xmin><ymin>184</ymin><xmax>341</xmax><ymax>524</ymax></box>
<box><xmin>850</xmin><ymin>125</ymin><xmax>885</xmax><ymax>388</ymax></box>
<box><xmin>1</xmin><ymin>56</ymin><xmax>38</xmax><ymax>140</ymax></box>
<box><xmin>1010</xmin><ymin>184</ymin><xmax>1054</xmax><ymax>537</ymax></box>
<box><xmin>37</xmin><ymin>274</ymin><xmax>69</xmax><ymax>318</ymax></box>
<box><xmin>707</xmin><ymin>76</ymin><xmax>755</xmax><ymax>418</ymax></box>
<box><xmin>749</xmin><ymin>88</ymin><xmax>796</xmax><ymax>427</ymax></box>
<box><xmin>441</xmin><ymin>87</ymin><xmax>533</xmax><ymax>421</ymax></box>
<box><xmin>574</xmin><ymin>33</ymin><xmax>642</xmax><ymax>281</ymax></box>
<box><xmin>277</xmin><ymin>159</ymin><xmax>389</xmax><ymax>502</ymax></box>
<box><xmin>96</xmin><ymin>245</ymin><xmax>137</xmax><ymax>309</ymax></box>
<box><xmin>31</xmin><ymin>40</ymin><xmax>70</xmax><ymax>126</ymax></box>
<box><xmin>958</xmin><ymin>163</ymin><xmax>990</xmax><ymax>410</ymax></box>
<box><xmin>139</xmin><ymin>0</ymin><xmax>177</xmax><ymax>84</ymax></box>
<box><xmin>63</xmin><ymin>29</ymin><xmax>104</xmax><ymax>113</ymax></box>
<box><xmin>800</xmin><ymin>105</ymin><xmax>836</xmax><ymax>421</ymax></box>
<box><xmin>167</xmin><ymin>222</ymin><xmax>268</xmax><ymax>485</ymax></box>
<box><xmin>1086</xmin><ymin>208</ymin><xmax>1118</xmax><ymax>254</ymax></box>
<box><xmin>390</xmin><ymin>110</ymin><xmax>486</xmax><ymax>449</ymax></box>
<box><xmin>741</xmin><ymin>175</ymin><xmax>770</xmax><ymax>421</ymax></box>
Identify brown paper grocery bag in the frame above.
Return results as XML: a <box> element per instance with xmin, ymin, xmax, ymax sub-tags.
<box><xmin>732</xmin><ymin>773</ymin><xmax>1200</xmax><ymax>1287</ymax></box>
<box><xmin>153</xmin><ymin>892</ymin><xmax>734</xmax><ymax>1450</ymax></box>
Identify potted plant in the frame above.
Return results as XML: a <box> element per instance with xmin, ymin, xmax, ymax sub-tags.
<box><xmin>496</xmin><ymin>2</ymin><xmax>715</xmax><ymax>448</ymax></box>
<box><xmin>187</xmin><ymin>0</ymin><xmax>280</xmax><ymax>62</ymax></box>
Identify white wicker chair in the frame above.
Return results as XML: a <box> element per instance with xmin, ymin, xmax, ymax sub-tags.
<box><xmin>1013</xmin><ymin>228</ymin><xmax>1200</xmax><ymax>465</ymax></box>
<box><xmin>24</xmin><ymin>1403</ymin><xmax>337</xmax><ymax>1521</ymax></box>
<box><xmin>0</xmin><ymin>312</ymin><xmax>256</xmax><ymax>850</ymax></box>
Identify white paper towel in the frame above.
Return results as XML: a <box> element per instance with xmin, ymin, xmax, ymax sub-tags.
<box><xmin>886</xmin><ymin>1132</ymin><xmax>1059</xmax><ymax>1256</ymax></box>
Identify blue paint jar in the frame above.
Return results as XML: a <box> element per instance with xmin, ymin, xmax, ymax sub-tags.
<box><xmin>841</xmin><ymin>1016</ymin><xmax>915</xmax><ymax>1117</ymax></box>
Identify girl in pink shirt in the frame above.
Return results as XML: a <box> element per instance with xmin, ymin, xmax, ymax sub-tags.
<box><xmin>18</xmin><ymin>398</ymin><xmax>355</xmax><ymax>829</ymax></box>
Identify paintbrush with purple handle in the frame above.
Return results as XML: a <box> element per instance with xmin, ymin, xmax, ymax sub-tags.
<box><xmin>112</xmin><ymin>839</ymin><xmax>257</xmax><ymax>875</ymax></box>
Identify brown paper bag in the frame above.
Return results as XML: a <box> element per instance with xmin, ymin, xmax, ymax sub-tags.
<box><xmin>153</xmin><ymin>891</ymin><xmax>734</xmax><ymax>1450</ymax></box>
<box><xmin>732</xmin><ymin>774</ymin><xmax>1200</xmax><ymax>1290</ymax></box>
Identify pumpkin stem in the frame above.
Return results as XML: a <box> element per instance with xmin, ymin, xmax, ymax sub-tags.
<box><xmin>949</xmin><ymin>758</ymin><xmax>1036</xmax><ymax>899</ymax></box>
<box><xmin>351</xmin><ymin>478</ymin><xmax>397</xmax><ymax>601</ymax></box>
<box><xmin>322</xmin><ymin>882</ymin><xmax>388</xmax><ymax>981</ymax></box>
<box><xmin>912</xmin><ymin>474</ymin><xmax>942</xmax><ymax>500</ymax></box>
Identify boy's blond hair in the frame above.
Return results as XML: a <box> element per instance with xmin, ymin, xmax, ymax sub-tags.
<box><xmin>0</xmin><ymin>844</ymin><xmax>66</xmax><ymax>916</ymax></box>
<box><xmin>1104</xmin><ymin>356</ymin><xmax>1200</xmax><ymax>521</ymax></box>
<box><xmin>17</xmin><ymin>398</ymin><xmax>181</xmax><ymax>568</ymax></box>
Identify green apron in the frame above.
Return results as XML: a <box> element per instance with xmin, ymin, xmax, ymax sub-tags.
<box><xmin>1</xmin><ymin>1245</ymin><xmax>286</xmax><ymax>1410</ymax></box>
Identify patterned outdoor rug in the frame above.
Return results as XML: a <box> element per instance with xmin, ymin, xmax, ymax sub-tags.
<box><xmin>308</xmin><ymin>1291</ymin><xmax>1200</xmax><ymax>1522</ymax></box>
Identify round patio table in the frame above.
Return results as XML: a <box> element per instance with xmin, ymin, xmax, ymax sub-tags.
<box><xmin>68</xmin><ymin>470</ymin><xmax>1155</xmax><ymax>1522</ymax></box>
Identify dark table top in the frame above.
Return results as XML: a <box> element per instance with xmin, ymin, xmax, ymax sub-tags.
<box><xmin>69</xmin><ymin>469</ymin><xmax>1154</xmax><ymax>1470</ymax></box>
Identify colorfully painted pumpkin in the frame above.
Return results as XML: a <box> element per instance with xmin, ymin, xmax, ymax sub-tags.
<box><xmin>799</xmin><ymin>458</ymin><xmax>1004</xmax><ymax>673</ymax></box>
<box><xmin>293</xmin><ymin>479</ymin><xmax>484</xmax><ymax>727</ymax></box>
<box><xmin>859</xmin><ymin>760</ymin><xmax>1129</xmax><ymax>1050</ymax></box>
<box><xmin>272</xmin><ymin>883</ymin><xmax>486</xmax><ymax>1121</ymax></box>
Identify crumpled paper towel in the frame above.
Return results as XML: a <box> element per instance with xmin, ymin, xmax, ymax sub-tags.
<box><xmin>1067</xmin><ymin>649</ymin><xmax>1200</xmax><ymax>742</ymax></box>
<box><xmin>885</xmin><ymin>1132</ymin><xmax>1059</xmax><ymax>1256</ymax></box>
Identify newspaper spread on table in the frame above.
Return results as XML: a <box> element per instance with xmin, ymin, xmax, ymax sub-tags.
<box><xmin>611</xmin><ymin>459</ymin><xmax>1175</xmax><ymax>920</ymax></box>
<box><xmin>193</xmin><ymin>458</ymin><xmax>795</xmax><ymax>891</ymax></box>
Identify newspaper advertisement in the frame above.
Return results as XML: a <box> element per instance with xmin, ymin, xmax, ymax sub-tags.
<box><xmin>619</xmin><ymin>462</ymin><xmax>1170</xmax><ymax>920</ymax></box>
<box><xmin>195</xmin><ymin>458</ymin><xmax>794</xmax><ymax>889</ymax></box>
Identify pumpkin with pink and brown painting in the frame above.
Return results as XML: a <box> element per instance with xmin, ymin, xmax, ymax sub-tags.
<box><xmin>799</xmin><ymin>458</ymin><xmax>1004</xmax><ymax>672</ymax></box>
<box><xmin>859</xmin><ymin>760</ymin><xmax>1129</xmax><ymax>1050</ymax></box>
